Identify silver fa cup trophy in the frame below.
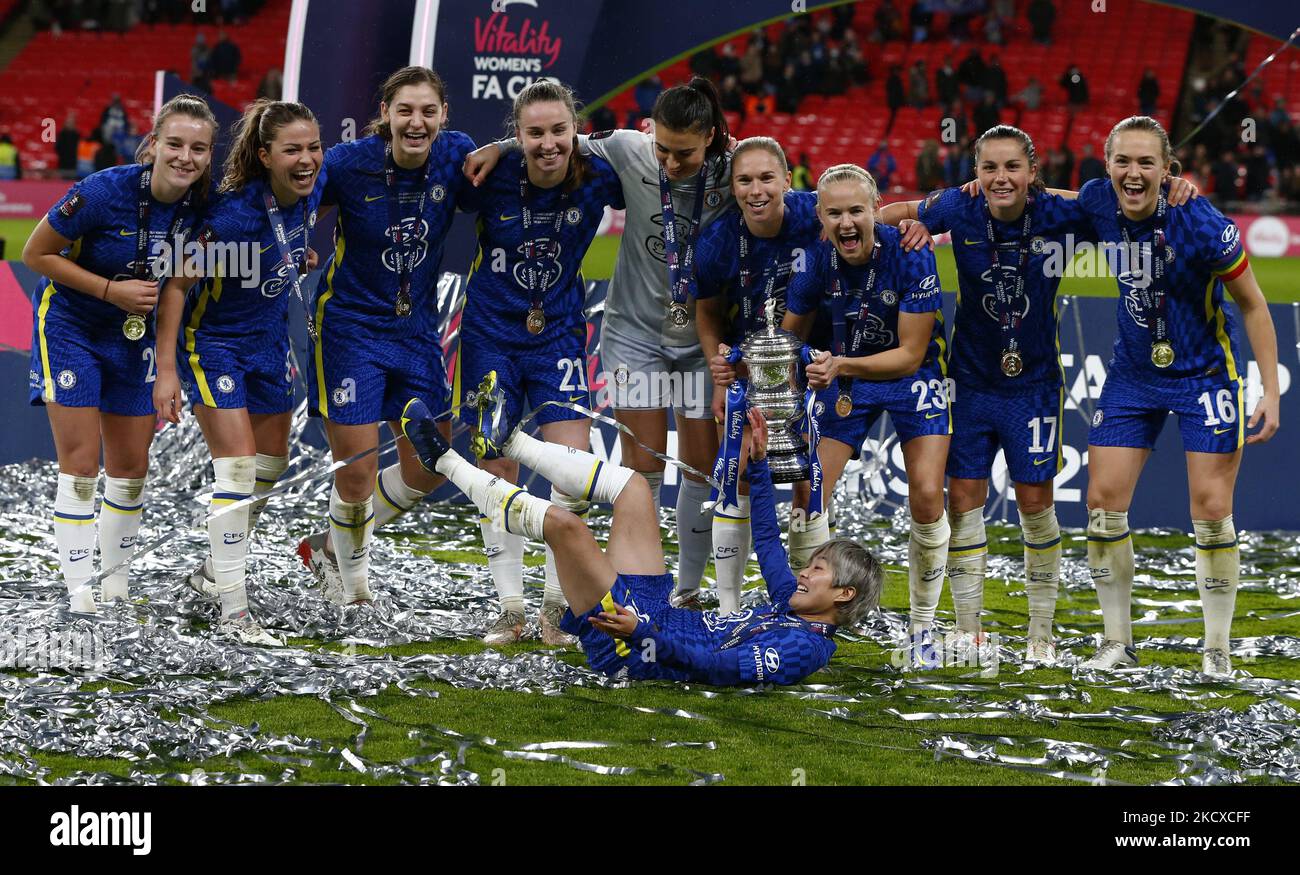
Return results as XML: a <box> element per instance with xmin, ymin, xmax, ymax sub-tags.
<box><xmin>738</xmin><ymin>298</ymin><xmax>810</xmax><ymax>483</ymax></box>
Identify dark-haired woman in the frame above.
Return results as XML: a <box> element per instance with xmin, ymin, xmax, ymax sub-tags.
<box><xmin>22</xmin><ymin>94</ymin><xmax>217</xmax><ymax>614</ymax></box>
<box><xmin>455</xmin><ymin>79</ymin><xmax>625</xmax><ymax>645</ymax></box>
<box><xmin>466</xmin><ymin>76</ymin><xmax>735</xmax><ymax>613</ymax></box>
<box><xmin>294</xmin><ymin>66</ymin><xmax>479</xmax><ymax>606</ymax></box>
<box><xmin>154</xmin><ymin>100</ymin><xmax>325</xmax><ymax>645</ymax></box>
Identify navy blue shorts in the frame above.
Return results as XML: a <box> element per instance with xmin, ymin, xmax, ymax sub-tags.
<box><xmin>813</xmin><ymin>365</ymin><xmax>951</xmax><ymax>459</ymax></box>
<box><xmin>946</xmin><ymin>381</ymin><xmax>1064</xmax><ymax>483</ymax></box>
<box><xmin>457</xmin><ymin>327</ymin><xmax>587</xmax><ymax>431</ymax></box>
<box><xmin>560</xmin><ymin>572</ymin><xmax>676</xmax><ymax>678</ymax></box>
<box><xmin>1089</xmin><ymin>369</ymin><xmax>1244</xmax><ymax>454</ymax></box>
<box><xmin>178</xmin><ymin>330</ymin><xmax>294</xmax><ymax>414</ymax></box>
<box><xmin>29</xmin><ymin>302</ymin><xmax>155</xmax><ymax>416</ymax></box>
<box><xmin>308</xmin><ymin>328</ymin><xmax>450</xmax><ymax>424</ymax></box>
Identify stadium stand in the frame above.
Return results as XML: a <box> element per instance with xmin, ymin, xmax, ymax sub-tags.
<box><xmin>0</xmin><ymin>0</ymin><xmax>289</xmax><ymax>174</ymax></box>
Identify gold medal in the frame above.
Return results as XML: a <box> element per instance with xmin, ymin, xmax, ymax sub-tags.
<box><xmin>122</xmin><ymin>314</ymin><xmax>146</xmax><ymax>342</ymax></box>
<box><xmin>1151</xmin><ymin>341</ymin><xmax>1175</xmax><ymax>368</ymax></box>
<box><xmin>526</xmin><ymin>307</ymin><xmax>546</xmax><ymax>335</ymax></box>
<box><xmin>669</xmin><ymin>302</ymin><xmax>689</xmax><ymax>328</ymax></box>
<box><xmin>1000</xmin><ymin>350</ymin><xmax>1024</xmax><ymax>378</ymax></box>
<box><xmin>395</xmin><ymin>290</ymin><xmax>412</xmax><ymax>317</ymax></box>
<box><xmin>835</xmin><ymin>393</ymin><xmax>853</xmax><ymax>417</ymax></box>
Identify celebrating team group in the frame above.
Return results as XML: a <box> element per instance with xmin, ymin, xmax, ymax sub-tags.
<box><xmin>23</xmin><ymin>64</ymin><xmax>1280</xmax><ymax>684</ymax></box>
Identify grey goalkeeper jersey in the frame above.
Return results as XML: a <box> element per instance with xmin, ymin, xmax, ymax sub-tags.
<box><xmin>501</xmin><ymin>129</ymin><xmax>734</xmax><ymax>347</ymax></box>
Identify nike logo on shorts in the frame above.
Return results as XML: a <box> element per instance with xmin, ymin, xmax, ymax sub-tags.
<box><xmin>365</xmin><ymin>194</ymin><xmax>384</xmax><ymax>202</ymax></box>
<box><xmin>1033</xmin><ymin>456</ymin><xmax>1053</xmax><ymax>466</ymax></box>
<box><xmin>963</xmin><ymin>238</ymin><xmax>982</xmax><ymax>245</ymax></box>
<box><xmin>925</xmin><ymin>412</ymin><xmax>944</xmax><ymax>419</ymax></box>
<box><xmin>1213</xmin><ymin>427</ymin><xmax>1233</xmax><ymax>435</ymax></box>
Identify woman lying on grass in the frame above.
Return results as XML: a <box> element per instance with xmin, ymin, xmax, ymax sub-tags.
<box><xmin>400</xmin><ymin>389</ymin><xmax>882</xmax><ymax>685</ymax></box>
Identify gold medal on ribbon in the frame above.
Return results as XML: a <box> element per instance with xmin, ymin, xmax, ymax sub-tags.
<box><xmin>835</xmin><ymin>393</ymin><xmax>853</xmax><ymax>417</ymax></box>
<box><xmin>669</xmin><ymin>302</ymin><xmax>689</xmax><ymax>328</ymax></box>
<box><xmin>526</xmin><ymin>307</ymin><xmax>546</xmax><ymax>335</ymax></box>
<box><xmin>1151</xmin><ymin>341</ymin><xmax>1175</xmax><ymax>368</ymax></box>
<box><xmin>395</xmin><ymin>290</ymin><xmax>412</xmax><ymax>317</ymax></box>
<box><xmin>1000</xmin><ymin>350</ymin><xmax>1024</xmax><ymax>378</ymax></box>
<box><xmin>122</xmin><ymin>314</ymin><xmax>146</xmax><ymax>342</ymax></box>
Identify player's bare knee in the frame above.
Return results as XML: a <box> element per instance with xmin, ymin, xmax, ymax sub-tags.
<box><xmin>1190</xmin><ymin>494</ymin><xmax>1232</xmax><ymax>522</ymax></box>
<box><xmin>614</xmin><ymin>471</ymin><xmax>652</xmax><ymax>514</ymax></box>
<box><xmin>909</xmin><ymin>483</ymin><xmax>946</xmax><ymax>522</ymax></box>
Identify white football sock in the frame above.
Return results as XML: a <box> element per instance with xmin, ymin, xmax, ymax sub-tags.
<box><xmin>1193</xmin><ymin>516</ymin><xmax>1238</xmax><ymax>651</ymax></box>
<box><xmin>1021</xmin><ymin>505</ymin><xmax>1062</xmax><ymax>641</ymax></box>
<box><xmin>55</xmin><ymin>472</ymin><xmax>98</xmax><ymax>613</ymax></box>
<box><xmin>374</xmin><ymin>462</ymin><xmax>428</xmax><ymax>530</ymax></box>
<box><xmin>99</xmin><ymin>476</ymin><xmax>144</xmax><ymax>602</ymax></box>
<box><xmin>788</xmin><ymin>508</ymin><xmax>831</xmax><ymax>570</ymax></box>
<box><xmin>502</xmin><ymin>431</ymin><xmax>635</xmax><ymax>505</ymax></box>
<box><xmin>947</xmin><ymin>507</ymin><xmax>987</xmax><ymax>636</ymax></box>
<box><xmin>481</xmin><ymin>516</ymin><xmax>527</xmax><ymax>614</ymax></box>
<box><xmin>210</xmin><ymin>456</ymin><xmax>255</xmax><ymax>618</ymax></box>
<box><xmin>675</xmin><ymin>476</ymin><xmax>713</xmax><ymax>594</ymax></box>
<box><xmin>643</xmin><ymin>470</ymin><xmax>663</xmax><ymax>512</ymax></box>
<box><xmin>249</xmin><ymin>453</ymin><xmax>288</xmax><ymax>535</ymax></box>
<box><xmin>543</xmin><ymin>487</ymin><xmax>589</xmax><ymax>607</ymax></box>
<box><xmin>436</xmin><ymin>451</ymin><xmax>553</xmax><ymax>541</ymax></box>
<box><xmin>712</xmin><ymin>493</ymin><xmax>751</xmax><ymax>613</ymax></box>
<box><xmin>908</xmin><ymin>514</ymin><xmax>951</xmax><ymax>632</ymax></box>
<box><xmin>1088</xmin><ymin>508</ymin><xmax>1134</xmax><ymax>645</ymax></box>
<box><xmin>329</xmin><ymin>485</ymin><xmax>374</xmax><ymax>602</ymax></box>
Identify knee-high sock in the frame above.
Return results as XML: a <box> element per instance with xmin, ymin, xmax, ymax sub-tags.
<box><xmin>643</xmin><ymin>471</ymin><xmax>663</xmax><ymax>512</ymax></box>
<box><xmin>210</xmin><ymin>456</ymin><xmax>255</xmax><ymax>618</ymax></box>
<box><xmin>712</xmin><ymin>494</ymin><xmax>751</xmax><ymax>613</ymax></box>
<box><xmin>1088</xmin><ymin>509</ymin><xmax>1134</xmax><ymax>645</ymax></box>
<box><xmin>675</xmin><ymin>477</ymin><xmax>713</xmax><ymax>594</ymax></box>
<box><xmin>543</xmin><ymin>487</ymin><xmax>590</xmax><ymax>606</ymax></box>
<box><xmin>373</xmin><ymin>462</ymin><xmax>428</xmax><ymax>530</ymax></box>
<box><xmin>329</xmin><ymin>485</ymin><xmax>374</xmax><ymax>602</ymax></box>
<box><xmin>55</xmin><ymin>472</ymin><xmax>98</xmax><ymax>613</ymax></box>
<box><xmin>502</xmin><ymin>431</ymin><xmax>636</xmax><ymax>505</ymax></box>
<box><xmin>1194</xmin><ymin>516</ymin><xmax>1238</xmax><ymax>651</ymax></box>
<box><xmin>908</xmin><ymin>514</ymin><xmax>951</xmax><ymax>632</ymax></box>
<box><xmin>434</xmin><ymin>450</ymin><xmax>553</xmax><ymax>542</ymax></box>
<box><xmin>947</xmin><ymin>507</ymin><xmax>987</xmax><ymax>636</ymax></box>
<box><xmin>249</xmin><ymin>453</ymin><xmax>288</xmax><ymax>535</ymax></box>
<box><xmin>99</xmin><ymin>476</ymin><xmax>144</xmax><ymax>602</ymax></box>
<box><xmin>1021</xmin><ymin>505</ymin><xmax>1062</xmax><ymax>641</ymax></box>
<box><xmin>788</xmin><ymin>507</ymin><xmax>831</xmax><ymax>570</ymax></box>
<box><xmin>482</xmin><ymin>517</ymin><xmax>526</xmax><ymax>615</ymax></box>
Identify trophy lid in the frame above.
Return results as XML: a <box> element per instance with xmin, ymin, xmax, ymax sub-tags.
<box><xmin>741</xmin><ymin>297</ymin><xmax>801</xmax><ymax>363</ymax></box>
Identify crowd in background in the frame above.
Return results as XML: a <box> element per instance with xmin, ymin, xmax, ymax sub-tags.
<box><xmin>28</xmin><ymin>0</ymin><xmax>265</xmax><ymax>31</ymax></box>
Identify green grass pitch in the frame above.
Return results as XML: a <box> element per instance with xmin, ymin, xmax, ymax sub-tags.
<box><xmin>9</xmin><ymin>518</ymin><xmax>1300</xmax><ymax>786</ymax></box>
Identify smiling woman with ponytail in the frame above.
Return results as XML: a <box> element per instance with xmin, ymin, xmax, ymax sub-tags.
<box><xmin>21</xmin><ymin>92</ymin><xmax>216</xmax><ymax>615</ymax></box>
<box><xmin>152</xmin><ymin>98</ymin><xmax>326</xmax><ymax>646</ymax></box>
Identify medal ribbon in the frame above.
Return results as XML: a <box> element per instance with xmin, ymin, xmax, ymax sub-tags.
<box><xmin>984</xmin><ymin>196</ymin><xmax>1033</xmax><ymax>362</ymax></box>
<box><xmin>737</xmin><ymin>216</ymin><xmax>782</xmax><ymax>333</ymax></box>
<box><xmin>660</xmin><ymin>160</ymin><xmax>708</xmax><ymax>312</ymax></box>
<box><xmin>519</xmin><ymin>155</ymin><xmax>568</xmax><ymax>320</ymax></box>
<box><xmin>718</xmin><ymin>612</ymin><xmax>832</xmax><ymax>650</ymax></box>
<box><xmin>384</xmin><ymin>142</ymin><xmax>434</xmax><ymax>314</ymax></box>
<box><xmin>1118</xmin><ymin>188</ymin><xmax>1170</xmax><ymax>355</ymax></box>
<box><xmin>263</xmin><ymin>184</ymin><xmax>319</xmax><ymax>340</ymax></box>
<box><xmin>134</xmin><ymin>164</ymin><xmax>193</xmax><ymax>280</ymax></box>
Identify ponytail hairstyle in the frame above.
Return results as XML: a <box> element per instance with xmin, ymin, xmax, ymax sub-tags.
<box><xmin>652</xmin><ymin>76</ymin><xmax>731</xmax><ymax>169</ymax></box>
<box><xmin>509</xmin><ymin>79</ymin><xmax>589</xmax><ymax>193</ymax></box>
<box><xmin>973</xmin><ymin>124</ymin><xmax>1045</xmax><ymax>192</ymax></box>
<box><xmin>221</xmin><ymin>99</ymin><xmax>318</xmax><ymax>193</ymax></box>
<box><xmin>816</xmin><ymin>162</ymin><xmax>880</xmax><ymax>206</ymax></box>
<box><xmin>1104</xmin><ymin>115</ymin><xmax>1182</xmax><ymax>176</ymax></box>
<box><xmin>136</xmin><ymin>93</ymin><xmax>219</xmax><ymax>202</ymax></box>
<box><xmin>366</xmin><ymin>65</ymin><xmax>448</xmax><ymax>140</ymax></box>
<box><xmin>732</xmin><ymin>135</ymin><xmax>789</xmax><ymax>175</ymax></box>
